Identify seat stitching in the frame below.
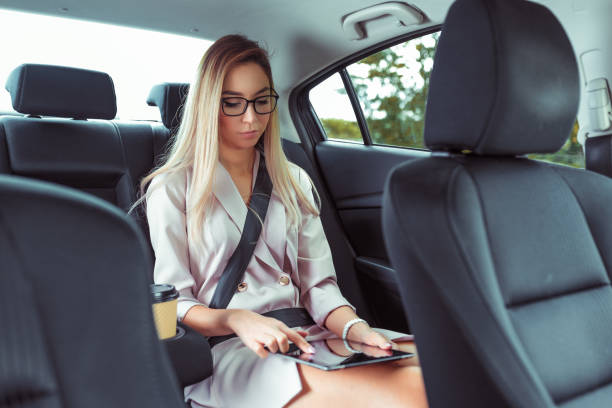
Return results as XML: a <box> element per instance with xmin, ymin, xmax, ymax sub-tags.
<box><xmin>508</xmin><ymin>282</ymin><xmax>609</xmax><ymax>310</ymax></box>
<box><xmin>387</xmin><ymin>161</ymin><xmax>532</xmax><ymax>405</ymax></box>
<box><xmin>163</xmin><ymin>85</ymin><xmax>170</xmax><ymax>127</ymax></box>
<box><xmin>557</xmin><ymin>374</ymin><xmax>612</xmax><ymax>405</ymax></box>
<box><xmin>110</xmin><ymin>121</ymin><xmax>136</xmax><ymax>206</ymax></box>
<box><xmin>445</xmin><ymin>162</ymin><xmax>549</xmax><ymax>405</ymax></box>
<box><xmin>17</xmin><ymin>66</ymin><xmax>26</xmax><ymax>110</ymax></box>
<box><xmin>0</xmin><ymin>121</ymin><xmax>14</xmax><ymax>174</ymax></box>
<box><xmin>474</xmin><ymin>0</ymin><xmax>500</xmax><ymax>152</ymax></box>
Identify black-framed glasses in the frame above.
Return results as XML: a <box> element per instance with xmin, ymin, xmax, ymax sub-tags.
<box><xmin>221</xmin><ymin>94</ymin><xmax>279</xmax><ymax>116</ymax></box>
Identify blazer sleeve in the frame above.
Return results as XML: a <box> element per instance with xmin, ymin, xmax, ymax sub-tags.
<box><xmin>146</xmin><ymin>171</ymin><xmax>204</xmax><ymax>321</ymax></box>
<box><xmin>295</xmin><ymin>168</ymin><xmax>355</xmax><ymax>327</ymax></box>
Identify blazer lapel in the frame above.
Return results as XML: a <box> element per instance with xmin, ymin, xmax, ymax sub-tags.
<box><xmin>253</xmin><ymin>235</ymin><xmax>283</xmax><ymax>273</ymax></box>
<box><xmin>213</xmin><ymin>163</ymin><xmax>247</xmax><ymax>233</ymax></box>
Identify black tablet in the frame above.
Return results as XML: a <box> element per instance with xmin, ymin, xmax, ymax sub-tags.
<box><xmin>274</xmin><ymin>338</ymin><xmax>415</xmax><ymax>371</ymax></box>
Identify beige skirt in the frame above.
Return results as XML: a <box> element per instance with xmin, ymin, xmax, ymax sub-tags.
<box><xmin>185</xmin><ymin>327</ymin><xmax>412</xmax><ymax>408</ymax></box>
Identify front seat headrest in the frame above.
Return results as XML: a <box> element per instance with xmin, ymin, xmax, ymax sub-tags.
<box><xmin>146</xmin><ymin>82</ymin><xmax>189</xmax><ymax>130</ymax></box>
<box><xmin>424</xmin><ymin>0</ymin><xmax>579</xmax><ymax>155</ymax></box>
<box><xmin>5</xmin><ymin>64</ymin><xmax>117</xmax><ymax>120</ymax></box>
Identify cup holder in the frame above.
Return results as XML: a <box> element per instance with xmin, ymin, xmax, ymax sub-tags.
<box><xmin>162</xmin><ymin>325</ymin><xmax>185</xmax><ymax>342</ymax></box>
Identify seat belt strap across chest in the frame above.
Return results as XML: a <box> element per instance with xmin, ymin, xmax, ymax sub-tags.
<box><xmin>208</xmin><ymin>153</ymin><xmax>273</xmax><ymax>310</ymax></box>
<box><xmin>207</xmin><ymin>153</ymin><xmax>314</xmax><ymax>347</ymax></box>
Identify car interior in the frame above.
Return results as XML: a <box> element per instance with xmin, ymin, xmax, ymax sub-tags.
<box><xmin>1</xmin><ymin>0</ymin><xmax>612</xmax><ymax>406</ymax></box>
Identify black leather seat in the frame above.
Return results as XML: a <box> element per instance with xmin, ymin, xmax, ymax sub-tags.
<box><xmin>147</xmin><ymin>82</ymin><xmax>190</xmax><ymax>133</ymax></box>
<box><xmin>0</xmin><ymin>64</ymin><xmax>167</xmax><ymax>230</ymax></box>
<box><xmin>382</xmin><ymin>0</ymin><xmax>612</xmax><ymax>406</ymax></box>
<box><xmin>0</xmin><ymin>174</ymin><xmax>185</xmax><ymax>407</ymax></box>
<box><xmin>0</xmin><ymin>64</ymin><xmax>212</xmax><ymax>389</ymax></box>
<box><xmin>147</xmin><ymin>82</ymin><xmax>374</xmax><ymax>323</ymax></box>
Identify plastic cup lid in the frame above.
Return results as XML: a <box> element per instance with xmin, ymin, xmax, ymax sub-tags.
<box><xmin>151</xmin><ymin>283</ymin><xmax>179</xmax><ymax>303</ymax></box>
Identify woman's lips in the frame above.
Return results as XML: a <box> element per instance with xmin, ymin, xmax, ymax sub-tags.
<box><xmin>240</xmin><ymin>130</ymin><xmax>259</xmax><ymax>138</ymax></box>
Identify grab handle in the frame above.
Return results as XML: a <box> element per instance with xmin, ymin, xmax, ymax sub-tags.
<box><xmin>342</xmin><ymin>1</ymin><xmax>424</xmax><ymax>40</ymax></box>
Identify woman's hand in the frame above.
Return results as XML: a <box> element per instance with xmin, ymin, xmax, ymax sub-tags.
<box><xmin>347</xmin><ymin>321</ymin><xmax>394</xmax><ymax>350</ymax></box>
<box><xmin>324</xmin><ymin>306</ymin><xmax>395</xmax><ymax>350</ymax></box>
<box><xmin>226</xmin><ymin>309</ymin><xmax>315</xmax><ymax>358</ymax></box>
<box><xmin>325</xmin><ymin>338</ymin><xmax>392</xmax><ymax>358</ymax></box>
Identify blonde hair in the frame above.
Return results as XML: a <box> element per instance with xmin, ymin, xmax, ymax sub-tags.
<box><xmin>136</xmin><ymin>34</ymin><xmax>318</xmax><ymax>245</ymax></box>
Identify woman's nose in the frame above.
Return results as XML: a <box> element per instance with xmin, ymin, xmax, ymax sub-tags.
<box><xmin>241</xmin><ymin>103</ymin><xmax>257</xmax><ymax>123</ymax></box>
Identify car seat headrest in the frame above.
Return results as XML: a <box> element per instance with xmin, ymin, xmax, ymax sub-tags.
<box><xmin>5</xmin><ymin>64</ymin><xmax>117</xmax><ymax>120</ymax></box>
<box><xmin>146</xmin><ymin>82</ymin><xmax>189</xmax><ymax>131</ymax></box>
<box><xmin>424</xmin><ymin>0</ymin><xmax>579</xmax><ymax>155</ymax></box>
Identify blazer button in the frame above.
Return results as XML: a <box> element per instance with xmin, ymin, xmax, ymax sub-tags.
<box><xmin>237</xmin><ymin>282</ymin><xmax>248</xmax><ymax>292</ymax></box>
<box><xmin>279</xmin><ymin>275</ymin><xmax>290</xmax><ymax>286</ymax></box>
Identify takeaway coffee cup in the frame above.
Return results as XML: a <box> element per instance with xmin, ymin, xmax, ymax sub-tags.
<box><xmin>151</xmin><ymin>284</ymin><xmax>179</xmax><ymax>340</ymax></box>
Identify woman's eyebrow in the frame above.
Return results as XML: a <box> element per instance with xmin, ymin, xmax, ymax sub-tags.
<box><xmin>222</xmin><ymin>87</ymin><xmax>271</xmax><ymax>96</ymax></box>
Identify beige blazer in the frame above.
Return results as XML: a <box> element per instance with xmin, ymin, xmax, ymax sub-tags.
<box><xmin>146</xmin><ymin>151</ymin><xmax>352</xmax><ymax>327</ymax></box>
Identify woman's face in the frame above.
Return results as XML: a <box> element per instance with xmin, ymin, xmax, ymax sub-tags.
<box><xmin>219</xmin><ymin>62</ymin><xmax>272</xmax><ymax>151</ymax></box>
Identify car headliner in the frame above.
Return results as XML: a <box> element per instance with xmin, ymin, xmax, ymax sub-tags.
<box><xmin>0</xmin><ymin>0</ymin><xmax>610</xmax><ymax>135</ymax></box>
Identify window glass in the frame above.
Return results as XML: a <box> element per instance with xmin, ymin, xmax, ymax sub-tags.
<box><xmin>528</xmin><ymin>121</ymin><xmax>584</xmax><ymax>168</ymax></box>
<box><xmin>309</xmin><ymin>72</ymin><xmax>361</xmax><ymax>142</ymax></box>
<box><xmin>0</xmin><ymin>8</ymin><xmax>212</xmax><ymax>121</ymax></box>
<box><xmin>347</xmin><ymin>32</ymin><xmax>439</xmax><ymax>148</ymax></box>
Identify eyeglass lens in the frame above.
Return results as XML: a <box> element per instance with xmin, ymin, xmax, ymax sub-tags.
<box><xmin>222</xmin><ymin>95</ymin><xmax>277</xmax><ymax>115</ymax></box>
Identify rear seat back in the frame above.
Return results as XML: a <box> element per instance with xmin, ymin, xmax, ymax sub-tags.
<box><xmin>0</xmin><ymin>65</ymin><xmax>170</xmax><ymax>264</ymax></box>
<box><xmin>0</xmin><ymin>68</ymin><xmax>214</xmax><ymax>385</ymax></box>
<box><xmin>0</xmin><ymin>64</ymin><xmax>168</xmax><ymax>213</ymax></box>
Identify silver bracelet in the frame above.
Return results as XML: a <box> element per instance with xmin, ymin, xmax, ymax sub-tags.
<box><xmin>343</xmin><ymin>338</ymin><xmax>362</xmax><ymax>354</ymax></box>
<box><xmin>342</xmin><ymin>318</ymin><xmax>367</xmax><ymax>340</ymax></box>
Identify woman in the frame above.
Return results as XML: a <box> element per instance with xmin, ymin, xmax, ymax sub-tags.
<box><xmin>142</xmin><ymin>34</ymin><xmax>427</xmax><ymax>408</ymax></box>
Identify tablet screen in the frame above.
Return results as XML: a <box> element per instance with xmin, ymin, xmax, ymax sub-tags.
<box><xmin>274</xmin><ymin>338</ymin><xmax>414</xmax><ymax>371</ymax></box>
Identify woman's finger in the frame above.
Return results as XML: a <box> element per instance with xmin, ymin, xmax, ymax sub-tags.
<box><xmin>357</xmin><ymin>342</ymin><xmax>393</xmax><ymax>357</ymax></box>
<box><xmin>272</xmin><ymin>332</ymin><xmax>290</xmax><ymax>353</ymax></box>
<box><xmin>262</xmin><ymin>334</ymin><xmax>279</xmax><ymax>354</ymax></box>
<box><xmin>363</xmin><ymin>330</ymin><xmax>393</xmax><ymax>349</ymax></box>
<box><xmin>283</xmin><ymin>327</ymin><xmax>315</xmax><ymax>354</ymax></box>
<box><xmin>250</xmin><ymin>342</ymin><xmax>269</xmax><ymax>359</ymax></box>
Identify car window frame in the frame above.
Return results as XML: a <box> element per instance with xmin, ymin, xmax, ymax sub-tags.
<box><xmin>290</xmin><ymin>25</ymin><xmax>442</xmax><ymax>150</ymax></box>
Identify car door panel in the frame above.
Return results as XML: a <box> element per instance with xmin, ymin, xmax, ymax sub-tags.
<box><xmin>315</xmin><ymin>140</ymin><xmax>429</xmax><ymax>332</ymax></box>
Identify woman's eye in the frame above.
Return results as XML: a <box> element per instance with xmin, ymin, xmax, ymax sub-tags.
<box><xmin>223</xmin><ymin>101</ymin><xmax>240</xmax><ymax>108</ymax></box>
<box><xmin>256</xmin><ymin>98</ymin><xmax>270</xmax><ymax>106</ymax></box>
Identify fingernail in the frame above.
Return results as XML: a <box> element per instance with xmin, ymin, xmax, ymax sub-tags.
<box><xmin>383</xmin><ymin>343</ymin><xmax>392</xmax><ymax>349</ymax></box>
<box><xmin>308</xmin><ymin>346</ymin><xmax>316</xmax><ymax>354</ymax></box>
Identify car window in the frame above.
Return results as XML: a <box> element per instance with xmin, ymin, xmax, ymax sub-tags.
<box><xmin>309</xmin><ymin>72</ymin><xmax>362</xmax><ymax>143</ymax></box>
<box><xmin>0</xmin><ymin>8</ymin><xmax>211</xmax><ymax>121</ymax></box>
<box><xmin>528</xmin><ymin>121</ymin><xmax>583</xmax><ymax>168</ymax></box>
<box><xmin>347</xmin><ymin>32</ymin><xmax>439</xmax><ymax>149</ymax></box>
<box><xmin>309</xmin><ymin>31</ymin><xmax>439</xmax><ymax>149</ymax></box>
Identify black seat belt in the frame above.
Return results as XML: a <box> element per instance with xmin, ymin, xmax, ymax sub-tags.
<box><xmin>208</xmin><ymin>154</ymin><xmax>314</xmax><ymax>347</ymax></box>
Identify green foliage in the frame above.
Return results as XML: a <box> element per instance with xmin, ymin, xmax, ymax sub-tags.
<box><xmin>320</xmin><ymin>118</ymin><xmax>361</xmax><ymax>142</ymax></box>
<box><xmin>528</xmin><ymin>121</ymin><xmax>583</xmax><ymax>168</ymax></box>
<box><xmin>349</xmin><ymin>32</ymin><xmax>439</xmax><ymax>148</ymax></box>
